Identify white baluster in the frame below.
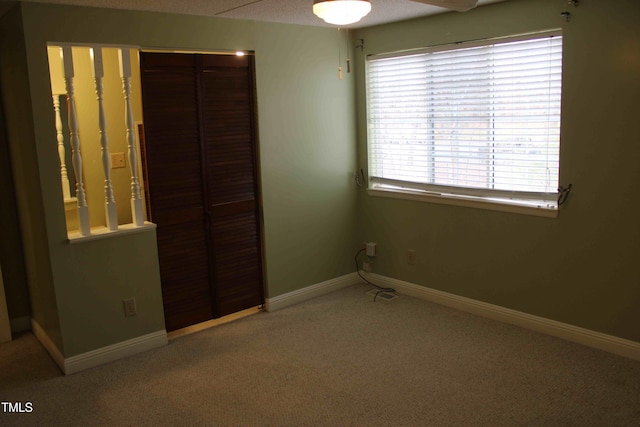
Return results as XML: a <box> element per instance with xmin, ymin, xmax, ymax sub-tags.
<box><xmin>119</xmin><ymin>48</ymin><xmax>144</xmax><ymax>226</ymax></box>
<box><xmin>91</xmin><ymin>47</ymin><xmax>118</xmax><ymax>231</ymax></box>
<box><xmin>61</xmin><ymin>46</ymin><xmax>90</xmax><ymax>236</ymax></box>
<box><xmin>52</xmin><ymin>94</ymin><xmax>71</xmax><ymax>200</ymax></box>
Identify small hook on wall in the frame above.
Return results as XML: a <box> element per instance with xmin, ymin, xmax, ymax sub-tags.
<box><xmin>561</xmin><ymin>0</ymin><xmax>579</xmax><ymax>22</ymax></box>
<box><xmin>558</xmin><ymin>184</ymin><xmax>573</xmax><ymax>206</ymax></box>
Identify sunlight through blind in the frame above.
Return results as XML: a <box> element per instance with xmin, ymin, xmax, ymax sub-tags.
<box><xmin>366</xmin><ymin>32</ymin><xmax>563</xmax><ymax>207</ymax></box>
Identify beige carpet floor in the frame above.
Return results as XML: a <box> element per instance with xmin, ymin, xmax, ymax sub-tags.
<box><xmin>1</xmin><ymin>283</ymin><xmax>639</xmax><ymax>426</ymax></box>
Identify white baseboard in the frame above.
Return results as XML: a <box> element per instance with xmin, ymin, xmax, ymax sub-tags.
<box><xmin>31</xmin><ymin>319</ymin><xmax>65</xmax><ymax>372</ymax></box>
<box><xmin>31</xmin><ymin>319</ymin><xmax>168</xmax><ymax>375</ymax></box>
<box><xmin>64</xmin><ymin>330</ymin><xmax>167</xmax><ymax>375</ymax></box>
<box><xmin>265</xmin><ymin>272</ymin><xmax>358</xmax><ymax>312</ymax></box>
<box><xmin>10</xmin><ymin>315</ymin><xmax>31</xmax><ymax>333</ymax></box>
<box><xmin>365</xmin><ymin>272</ymin><xmax>640</xmax><ymax>362</ymax></box>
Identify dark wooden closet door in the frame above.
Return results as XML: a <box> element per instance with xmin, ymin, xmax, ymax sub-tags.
<box><xmin>140</xmin><ymin>53</ymin><xmax>213</xmax><ymax>331</ymax></box>
<box><xmin>140</xmin><ymin>52</ymin><xmax>263</xmax><ymax>331</ymax></box>
<box><xmin>200</xmin><ymin>55</ymin><xmax>264</xmax><ymax>316</ymax></box>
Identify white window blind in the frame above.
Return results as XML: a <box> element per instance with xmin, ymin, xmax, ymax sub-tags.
<box><xmin>366</xmin><ymin>32</ymin><xmax>563</xmax><ymax>208</ymax></box>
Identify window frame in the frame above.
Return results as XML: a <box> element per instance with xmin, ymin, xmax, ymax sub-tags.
<box><xmin>365</xmin><ymin>30</ymin><xmax>563</xmax><ymax>218</ymax></box>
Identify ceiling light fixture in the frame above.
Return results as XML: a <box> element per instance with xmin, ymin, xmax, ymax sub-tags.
<box><xmin>313</xmin><ymin>0</ymin><xmax>372</xmax><ymax>26</ymax></box>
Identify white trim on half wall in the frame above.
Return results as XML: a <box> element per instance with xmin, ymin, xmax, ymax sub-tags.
<box><xmin>64</xmin><ymin>330</ymin><xmax>167</xmax><ymax>375</ymax></box>
<box><xmin>31</xmin><ymin>319</ymin><xmax>65</xmax><ymax>372</ymax></box>
<box><xmin>32</xmin><ymin>318</ymin><xmax>167</xmax><ymax>375</ymax></box>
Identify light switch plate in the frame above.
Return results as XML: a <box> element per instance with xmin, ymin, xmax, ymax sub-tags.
<box><xmin>111</xmin><ymin>152</ymin><xmax>126</xmax><ymax>168</ymax></box>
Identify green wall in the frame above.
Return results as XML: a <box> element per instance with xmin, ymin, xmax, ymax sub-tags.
<box><xmin>354</xmin><ymin>0</ymin><xmax>640</xmax><ymax>342</ymax></box>
<box><xmin>2</xmin><ymin>2</ymin><xmax>358</xmax><ymax>357</ymax></box>
<box><xmin>0</xmin><ymin>4</ymin><xmax>61</xmax><ymax>346</ymax></box>
<box><xmin>0</xmin><ymin>53</ymin><xmax>30</xmax><ymax>325</ymax></box>
<box><xmin>7</xmin><ymin>0</ymin><xmax>636</xmax><ymax>360</ymax></box>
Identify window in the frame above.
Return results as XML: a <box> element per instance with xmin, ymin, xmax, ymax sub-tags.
<box><xmin>366</xmin><ymin>31</ymin><xmax>563</xmax><ymax>214</ymax></box>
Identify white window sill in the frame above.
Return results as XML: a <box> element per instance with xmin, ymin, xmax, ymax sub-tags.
<box><xmin>67</xmin><ymin>222</ymin><xmax>157</xmax><ymax>244</ymax></box>
<box><xmin>367</xmin><ymin>187</ymin><xmax>558</xmax><ymax>218</ymax></box>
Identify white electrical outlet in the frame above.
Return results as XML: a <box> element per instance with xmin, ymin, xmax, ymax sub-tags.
<box><xmin>366</xmin><ymin>242</ymin><xmax>377</xmax><ymax>257</ymax></box>
<box><xmin>123</xmin><ymin>298</ymin><xmax>137</xmax><ymax>317</ymax></box>
<box><xmin>408</xmin><ymin>249</ymin><xmax>416</xmax><ymax>265</ymax></box>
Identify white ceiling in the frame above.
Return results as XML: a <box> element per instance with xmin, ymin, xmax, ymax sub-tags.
<box><xmin>5</xmin><ymin>0</ymin><xmax>509</xmax><ymax>28</ymax></box>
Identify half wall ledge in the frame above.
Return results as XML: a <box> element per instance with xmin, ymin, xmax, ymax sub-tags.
<box><xmin>67</xmin><ymin>222</ymin><xmax>156</xmax><ymax>244</ymax></box>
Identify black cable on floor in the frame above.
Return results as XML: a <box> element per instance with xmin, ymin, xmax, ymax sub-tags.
<box><xmin>354</xmin><ymin>248</ymin><xmax>395</xmax><ymax>301</ymax></box>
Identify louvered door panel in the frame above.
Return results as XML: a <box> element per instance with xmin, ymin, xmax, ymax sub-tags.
<box><xmin>140</xmin><ymin>53</ymin><xmax>213</xmax><ymax>331</ymax></box>
<box><xmin>211</xmin><ymin>210</ymin><xmax>262</xmax><ymax>315</ymax></box>
<box><xmin>200</xmin><ymin>55</ymin><xmax>264</xmax><ymax>316</ymax></box>
<box><xmin>201</xmin><ymin>59</ymin><xmax>256</xmax><ymax>205</ymax></box>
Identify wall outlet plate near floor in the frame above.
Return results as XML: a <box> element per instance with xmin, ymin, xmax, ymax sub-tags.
<box><xmin>123</xmin><ymin>298</ymin><xmax>137</xmax><ymax>317</ymax></box>
<box><xmin>366</xmin><ymin>289</ymin><xmax>398</xmax><ymax>302</ymax></box>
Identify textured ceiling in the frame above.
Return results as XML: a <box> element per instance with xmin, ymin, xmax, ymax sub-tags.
<box><xmin>6</xmin><ymin>0</ymin><xmax>509</xmax><ymax>28</ymax></box>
